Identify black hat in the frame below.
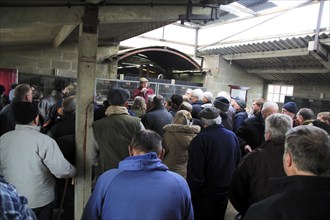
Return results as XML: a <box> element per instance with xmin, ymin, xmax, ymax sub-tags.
<box><xmin>13</xmin><ymin>101</ymin><xmax>38</xmax><ymax>124</ymax></box>
<box><xmin>236</xmin><ymin>98</ymin><xmax>246</xmax><ymax>109</ymax></box>
<box><xmin>283</xmin><ymin>102</ymin><xmax>297</xmax><ymax>114</ymax></box>
<box><xmin>198</xmin><ymin>107</ymin><xmax>220</xmax><ymax>119</ymax></box>
<box><xmin>213</xmin><ymin>96</ymin><xmax>230</xmax><ymax>112</ymax></box>
<box><xmin>107</xmin><ymin>87</ymin><xmax>130</xmax><ymax>105</ymax></box>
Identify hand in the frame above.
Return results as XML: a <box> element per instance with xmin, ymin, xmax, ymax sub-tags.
<box><xmin>141</xmin><ymin>88</ymin><xmax>147</xmax><ymax>92</ymax></box>
<box><xmin>244</xmin><ymin>145</ymin><xmax>252</xmax><ymax>153</ymax></box>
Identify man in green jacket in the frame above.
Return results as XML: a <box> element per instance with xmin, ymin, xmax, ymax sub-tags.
<box><xmin>92</xmin><ymin>87</ymin><xmax>144</xmax><ymax>173</ymax></box>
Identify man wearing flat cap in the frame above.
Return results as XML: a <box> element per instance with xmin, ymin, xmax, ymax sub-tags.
<box><xmin>132</xmin><ymin>77</ymin><xmax>154</xmax><ymax>103</ymax></box>
<box><xmin>231</xmin><ymin>97</ymin><xmax>248</xmax><ymax>132</ymax></box>
<box><xmin>0</xmin><ymin>101</ymin><xmax>77</xmax><ymax>219</ymax></box>
<box><xmin>187</xmin><ymin>107</ymin><xmax>240</xmax><ymax>220</ymax></box>
<box><xmin>92</xmin><ymin>87</ymin><xmax>145</xmax><ymax>173</ymax></box>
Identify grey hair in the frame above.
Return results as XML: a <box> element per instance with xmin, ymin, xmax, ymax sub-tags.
<box><xmin>285</xmin><ymin>125</ymin><xmax>330</xmax><ymax>176</ymax></box>
<box><xmin>201</xmin><ymin>116</ymin><xmax>222</xmax><ymax>127</ymax></box>
<box><xmin>262</xmin><ymin>101</ymin><xmax>279</xmax><ymax>112</ymax></box>
<box><xmin>191</xmin><ymin>89</ymin><xmax>204</xmax><ymax>101</ymax></box>
<box><xmin>265</xmin><ymin>113</ymin><xmax>292</xmax><ymax>139</ymax></box>
<box><xmin>14</xmin><ymin>84</ymin><xmax>31</xmax><ymax>101</ymax></box>
<box><xmin>203</xmin><ymin>91</ymin><xmax>214</xmax><ymax>102</ymax></box>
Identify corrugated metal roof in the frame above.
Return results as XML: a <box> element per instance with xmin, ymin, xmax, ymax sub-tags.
<box><xmin>198</xmin><ymin>33</ymin><xmax>330</xmax><ymax>83</ymax></box>
<box><xmin>199</xmin><ymin>33</ymin><xmax>330</xmax><ymax>55</ymax></box>
<box><xmin>237</xmin><ymin>0</ymin><xmax>277</xmax><ymax>12</ymax></box>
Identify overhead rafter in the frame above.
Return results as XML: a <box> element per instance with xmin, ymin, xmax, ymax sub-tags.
<box><xmin>99</xmin><ymin>5</ymin><xmax>214</xmax><ymax>23</ymax></box>
<box><xmin>247</xmin><ymin>68</ymin><xmax>329</xmax><ymax>74</ymax></box>
<box><xmin>222</xmin><ymin>48</ymin><xmax>309</xmax><ymax>60</ymax></box>
<box><xmin>53</xmin><ymin>24</ymin><xmax>78</xmax><ymax>48</ymax></box>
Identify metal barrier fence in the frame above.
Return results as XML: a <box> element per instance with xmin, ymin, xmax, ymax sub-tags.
<box><xmin>95</xmin><ymin>78</ymin><xmax>205</xmax><ymax>103</ymax></box>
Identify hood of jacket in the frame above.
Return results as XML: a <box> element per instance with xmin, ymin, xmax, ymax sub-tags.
<box><xmin>163</xmin><ymin>124</ymin><xmax>200</xmax><ymax>134</ymax></box>
<box><xmin>118</xmin><ymin>152</ymin><xmax>168</xmax><ymax>171</ymax></box>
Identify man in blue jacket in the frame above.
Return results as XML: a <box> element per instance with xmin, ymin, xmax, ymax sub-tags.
<box><xmin>82</xmin><ymin>129</ymin><xmax>193</xmax><ymax>220</ymax></box>
<box><xmin>187</xmin><ymin>107</ymin><xmax>240</xmax><ymax>220</ymax></box>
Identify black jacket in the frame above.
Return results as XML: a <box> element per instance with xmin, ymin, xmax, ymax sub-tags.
<box><xmin>0</xmin><ymin>100</ymin><xmax>18</xmax><ymax>136</ymax></box>
<box><xmin>235</xmin><ymin>112</ymin><xmax>265</xmax><ymax>153</ymax></box>
<box><xmin>141</xmin><ymin>105</ymin><xmax>173</xmax><ymax>136</ymax></box>
<box><xmin>228</xmin><ymin>138</ymin><xmax>286</xmax><ymax>216</ymax></box>
<box><xmin>244</xmin><ymin>175</ymin><xmax>330</xmax><ymax>220</ymax></box>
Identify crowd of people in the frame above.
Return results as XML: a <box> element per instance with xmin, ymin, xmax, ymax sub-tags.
<box><xmin>0</xmin><ymin>77</ymin><xmax>329</xmax><ymax>220</ymax></box>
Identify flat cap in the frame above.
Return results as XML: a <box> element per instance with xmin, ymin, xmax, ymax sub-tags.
<box><xmin>198</xmin><ymin>107</ymin><xmax>220</xmax><ymax>119</ymax></box>
<box><xmin>139</xmin><ymin>77</ymin><xmax>149</xmax><ymax>83</ymax></box>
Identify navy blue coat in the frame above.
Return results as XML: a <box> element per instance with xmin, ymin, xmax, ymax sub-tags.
<box><xmin>187</xmin><ymin>124</ymin><xmax>240</xmax><ymax>196</ymax></box>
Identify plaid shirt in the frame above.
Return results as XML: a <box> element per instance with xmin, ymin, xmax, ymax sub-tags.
<box><xmin>0</xmin><ymin>176</ymin><xmax>36</xmax><ymax>220</ymax></box>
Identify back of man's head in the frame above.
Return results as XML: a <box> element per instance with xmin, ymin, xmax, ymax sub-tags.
<box><xmin>170</xmin><ymin>94</ymin><xmax>183</xmax><ymax>109</ymax></box>
<box><xmin>265</xmin><ymin>113</ymin><xmax>292</xmax><ymax>140</ymax></box>
<box><xmin>107</xmin><ymin>87</ymin><xmax>130</xmax><ymax>106</ymax></box>
<box><xmin>14</xmin><ymin>84</ymin><xmax>31</xmax><ymax>102</ymax></box>
<box><xmin>284</xmin><ymin>125</ymin><xmax>330</xmax><ymax>176</ymax></box>
<box><xmin>297</xmin><ymin>108</ymin><xmax>314</xmax><ymax>121</ymax></box>
<box><xmin>13</xmin><ymin>101</ymin><xmax>38</xmax><ymax>125</ymax></box>
<box><xmin>261</xmin><ymin>101</ymin><xmax>279</xmax><ymax>119</ymax></box>
<box><xmin>130</xmin><ymin>130</ymin><xmax>162</xmax><ymax>156</ymax></box>
<box><xmin>191</xmin><ymin>89</ymin><xmax>203</xmax><ymax>101</ymax></box>
<box><xmin>153</xmin><ymin>95</ymin><xmax>165</xmax><ymax>108</ymax></box>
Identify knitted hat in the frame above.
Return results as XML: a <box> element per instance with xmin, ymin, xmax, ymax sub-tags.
<box><xmin>13</xmin><ymin>101</ymin><xmax>38</xmax><ymax>124</ymax></box>
<box><xmin>139</xmin><ymin>77</ymin><xmax>148</xmax><ymax>83</ymax></box>
<box><xmin>107</xmin><ymin>87</ymin><xmax>130</xmax><ymax>105</ymax></box>
<box><xmin>236</xmin><ymin>98</ymin><xmax>246</xmax><ymax>109</ymax></box>
<box><xmin>282</xmin><ymin>102</ymin><xmax>297</xmax><ymax>114</ymax></box>
<box><xmin>198</xmin><ymin>107</ymin><xmax>220</xmax><ymax>119</ymax></box>
<box><xmin>213</xmin><ymin>96</ymin><xmax>230</xmax><ymax>112</ymax></box>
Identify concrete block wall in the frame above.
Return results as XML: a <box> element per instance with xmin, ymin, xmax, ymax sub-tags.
<box><xmin>0</xmin><ymin>43</ymin><xmax>114</xmax><ymax>79</ymax></box>
<box><xmin>291</xmin><ymin>82</ymin><xmax>330</xmax><ymax>101</ymax></box>
<box><xmin>203</xmin><ymin>55</ymin><xmax>264</xmax><ymax>106</ymax></box>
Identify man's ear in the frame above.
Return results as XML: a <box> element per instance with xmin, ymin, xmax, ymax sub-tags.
<box><xmin>128</xmin><ymin>146</ymin><xmax>134</xmax><ymax>157</ymax></box>
<box><xmin>158</xmin><ymin>148</ymin><xmax>165</xmax><ymax>160</ymax></box>
<box><xmin>283</xmin><ymin>152</ymin><xmax>293</xmax><ymax>175</ymax></box>
<box><xmin>265</xmin><ymin>132</ymin><xmax>272</xmax><ymax>141</ymax></box>
<box><xmin>33</xmin><ymin>114</ymin><xmax>39</xmax><ymax>126</ymax></box>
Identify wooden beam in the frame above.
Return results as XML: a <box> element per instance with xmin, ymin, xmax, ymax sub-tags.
<box><xmin>53</xmin><ymin>24</ymin><xmax>78</xmax><ymax>48</ymax></box>
<box><xmin>222</xmin><ymin>48</ymin><xmax>309</xmax><ymax>60</ymax></box>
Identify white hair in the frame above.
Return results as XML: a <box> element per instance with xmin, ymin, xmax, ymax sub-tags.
<box><xmin>217</xmin><ymin>91</ymin><xmax>231</xmax><ymax>102</ymax></box>
<box><xmin>262</xmin><ymin>101</ymin><xmax>279</xmax><ymax>111</ymax></box>
<box><xmin>191</xmin><ymin>89</ymin><xmax>204</xmax><ymax>101</ymax></box>
<box><xmin>201</xmin><ymin>116</ymin><xmax>222</xmax><ymax>127</ymax></box>
<box><xmin>203</xmin><ymin>91</ymin><xmax>214</xmax><ymax>102</ymax></box>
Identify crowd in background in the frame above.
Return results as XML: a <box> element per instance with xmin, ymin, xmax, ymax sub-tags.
<box><xmin>0</xmin><ymin>78</ymin><xmax>329</xmax><ymax>220</ymax></box>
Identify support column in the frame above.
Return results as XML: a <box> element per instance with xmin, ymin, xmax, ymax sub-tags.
<box><xmin>96</xmin><ymin>43</ymin><xmax>119</xmax><ymax>79</ymax></box>
<box><xmin>75</xmin><ymin>6</ymin><xmax>99</xmax><ymax>219</ymax></box>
